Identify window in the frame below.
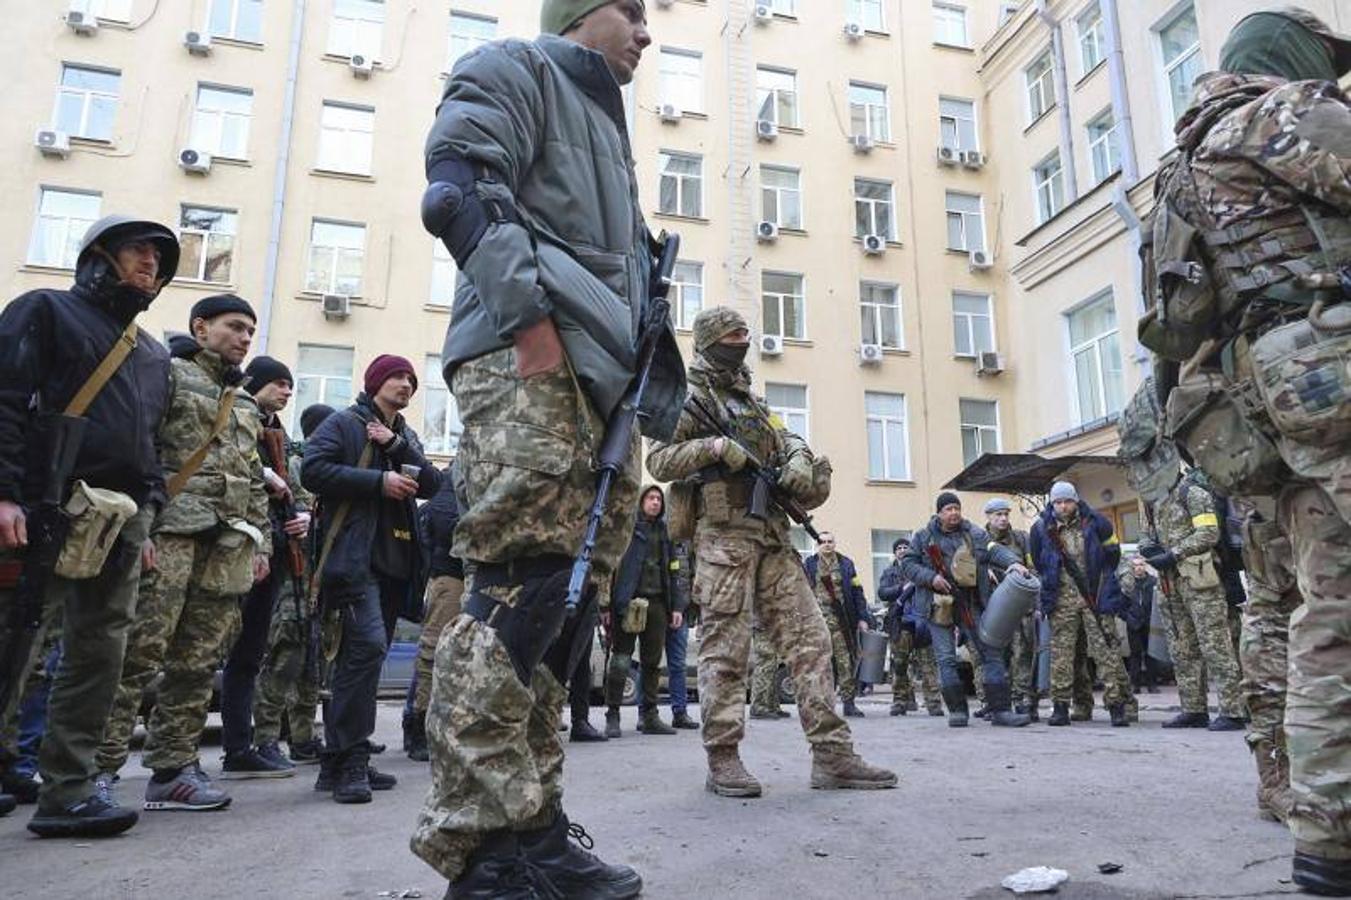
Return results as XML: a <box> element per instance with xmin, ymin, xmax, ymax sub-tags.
<box><xmin>191</xmin><ymin>85</ymin><xmax>253</xmax><ymax>159</ymax></box>
<box><xmin>294</xmin><ymin>345</ymin><xmax>354</xmax><ymax>429</ymax></box>
<box><xmin>658</xmin><ymin>152</ymin><xmax>702</xmax><ymax>218</ymax></box>
<box><xmin>1026</xmin><ymin>50</ymin><xmax>1055</xmax><ymax>121</ymax></box>
<box><xmin>208</xmin><ymin>0</ymin><xmax>264</xmax><ymax>42</ymax></box>
<box><xmin>854</xmin><ymin>179</ymin><xmax>894</xmax><ymax>241</ymax></box>
<box><xmin>1034</xmin><ymin>151</ymin><xmax>1066</xmax><ymax>223</ymax></box>
<box><xmin>659</xmin><ymin>48</ymin><xmax>703</xmax><ymax>114</ymax></box>
<box><xmin>70</xmin><ymin>0</ymin><xmax>133</xmax><ymax>21</ymax></box>
<box><xmin>671</xmin><ymin>261</ymin><xmax>703</xmax><ymax>330</ymax></box>
<box><xmin>860</xmin><ymin>282</ymin><xmax>902</xmax><ymax>349</ymax></box>
<box><xmin>762</xmin><ymin>271</ymin><xmax>805</xmax><ymax>340</ymax></box>
<box><xmin>1159</xmin><ymin>5</ymin><xmax>1201</xmax><ymax>124</ymax></box>
<box><xmin>766</xmin><ymin>0</ymin><xmax>795</xmax><ymax>14</ymax></box>
<box><xmin>178</xmin><ymin>206</ymin><xmax>237</xmax><ymax>284</ymax></box>
<box><xmin>789</xmin><ymin>526</ymin><xmax>813</xmax><ymax>560</ymax></box>
<box><xmin>305</xmin><ymin>220</ymin><xmax>365</xmax><ymax>295</ymax></box>
<box><xmin>848</xmin><ymin>82</ymin><xmax>889</xmax><ymax>142</ymax></box>
<box><xmin>939</xmin><ymin>97</ymin><xmax>978</xmax><ymax>151</ymax></box>
<box><xmin>317</xmin><ymin>102</ymin><xmax>374</xmax><ymax>175</ymax></box>
<box><xmin>945</xmin><ymin>192</ymin><xmax>985</xmax><ymax>252</ymax></box>
<box><xmin>765</xmin><ymin>383</ymin><xmax>808</xmax><ymax>439</ymax></box>
<box><xmin>760</xmin><ymin>165</ymin><xmax>802</xmax><ymax>229</ymax></box>
<box><xmin>952</xmin><ymin>291</ymin><xmax>995</xmax><ymax>357</ymax></box>
<box><xmin>1067</xmin><ymin>292</ymin><xmax>1124</xmax><ymax>423</ymax></box>
<box><xmin>959</xmin><ymin>399</ymin><xmax>1000</xmax><ymax>465</ymax></box>
<box><xmin>447</xmin><ymin>11</ymin><xmax>495</xmax><ymax>70</ymax></box>
<box><xmin>865</xmin><ymin>392</ymin><xmax>910</xmax><ymax>481</ymax></box>
<box><xmin>755</xmin><ymin>67</ymin><xmax>799</xmax><ymax>128</ymax></box>
<box><xmin>429</xmin><ymin>241</ymin><xmax>456</xmax><ymax>307</ymax></box>
<box><xmin>1087</xmin><ymin>108</ymin><xmax>1121</xmax><ymax>183</ymax></box>
<box><xmin>28</xmin><ymin>189</ymin><xmax>100</xmax><ymax>269</ymax></box>
<box><xmin>53</xmin><ymin>65</ymin><xmax>119</xmax><ymax>142</ymax></box>
<box><xmin>329</xmin><ymin>0</ymin><xmax>384</xmax><ymax>59</ymax></box>
<box><xmin>847</xmin><ymin>0</ymin><xmax>884</xmax><ymax>31</ymax></box>
<box><xmin>1077</xmin><ymin>2</ymin><xmax>1105</xmax><ymax>74</ymax></box>
<box><xmin>871</xmin><ymin>530</ymin><xmax>909</xmax><ymax>588</ymax></box>
<box><xmin>422</xmin><ymin>354</ymin><xmax>463</xmax><ymax>456</ymax></box>
<box><xmin>932</xmin><ymin>3</ymin><xmax>969</xmax><ymax>47</ymax></box>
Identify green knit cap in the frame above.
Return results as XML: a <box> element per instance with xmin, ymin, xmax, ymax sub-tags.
<box><xmin>1220</xmin><ymin>9</ymin><xmax>1351</xmax><ymax>80</ymax></box>
<box><xmin>541</xmin><ymin>0</ymin><xmax>645</xmax><ymax>36</ymax></box>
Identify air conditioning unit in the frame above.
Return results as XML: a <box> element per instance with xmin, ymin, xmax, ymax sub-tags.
<box><xmin>759</xmin><ymin>334</ymin><xmax>783</xmax><ymax>356</ymax></box>
<box><xmin>937</xmin><ymin>145</ymin><xmax>959</xmax><ymax>166</ymax></box>
<box><xmin>843</xmin><ymin>21</ymin><xmax>865</xmax><ymax>41</ymax></box>
<box><xmin>861</xmin><ymin>234</ymin><xmax>886</xmax><ymax>255</ymax></box>
<box><xmin>658</xmin><ymin>103</ymin><xmax>682</xmax><ymax>123</ymax></box>
<box><xmin>961</xmin><ymin>149</ymin><xmax>987</xmax><ymax>169</ymax></box>
<box><xmin>321</xmin><ymin>293</ymin><xmax>352</xmax><ymax>319</ymax></box>
<box><xmin>756</xmin><ymin>221</ymin><xmax>780</xmax><ymax>243</ymax></box>
<box><xmin>178</xmin><ymin>147</ymin><xmax>212</xmax><ymax>174</ymax></box>
<box><xmin>851</xmin><ymin>134</ymin><xmax>874</xmax><ymax>153</ymax></box>
<box><xmin>976</xmin><ymin>351</ymin><xmax>1005</xmax><ymax>375</ymax></box>
<box><xmin>753</xmin><ymin>4</ymin><xmax>773</xmax><ymax>24</ymax></box>
<box><xmin>349</xmin><ymin>54</ymin><xmax>374</xmax><ymax>77</ymax></box>
<box><xmin>35</xmin><ymin>129</ymin><xmax>71</xmax><ymax>158</ymax></box>
<box><xmin>184</xmin><ymin>30</ymin><xmax>212</xmax><ymax>55</ymax></box>
<box><xmin>655</xmin><ymin>0</ymin><xmax>674</xmax><ymax>7</ymax></box>
<box><xmin>756</xmin><ymin>119</ymin><xmax>778</xmax><ymax>141</ymax></box>
<box><xmin>968</xmin><ymin>248</ymin><xmax>993</xmax><ymax>271</ymax></box>
<box><xmin>859</xmin><ymin>343</ymin><xmax>884</xmax><ymax>365</ymax></box>
<box><xmin>65</xmin><ymin>7</ymin><xmax>98</xmax><ymax>35</ymax></box>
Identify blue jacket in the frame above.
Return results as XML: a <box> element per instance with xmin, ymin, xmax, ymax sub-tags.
<box><xmin>803</xmin><ymin>553</ymin><xmax>874</xmax><ymax>633</ymax></box>
<box><xmin>1028</xmin><ymin>500</ymin><xmax>1123</xmax><ymax>615</ymax></box>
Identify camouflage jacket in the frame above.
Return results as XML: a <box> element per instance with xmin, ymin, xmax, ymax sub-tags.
<box><xmin>154</xmin><ymin>345</ymin><xmax>271</xmax><ymax>553</ymax></box>
<box><xmin>646</xmin><ymin>356</ymin><xmax>810</xmax><ymax>547</ymax></box>
<box><xmin>987</xmin><ymin>524</ymin><xmax>1031</xmax><ymax>567</ymax></box>
<box><xmin>1158</xmin><ymin>480</ymin><xmax>1220</xmax><ymax>588</ymax></box>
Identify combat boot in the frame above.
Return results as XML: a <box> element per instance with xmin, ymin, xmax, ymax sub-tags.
<box><xmin>332</xmin><ymin>747</ymin><xmax>372</xmax><ymax>804</ymax></box>
<box><xmin>447</xmin><ymin>831</ymin><xmax>549</xmax><ymax>900</ymax></box>
<box><xmin>810</xmin><ymin>745</ymin><xmax>898</xmax><ymax>790</ymax></box>
<box><xmin>889</xmin><ymin>700</ymin><xmax>907</xmax><ymax>716</ymax></box>
<box><xmin>1207</xmin><ymin>714</ymin><xmax>1246</xmax><ymax>732</ymax></box>
<box><xmin>705</xmin><ymin>747</ymin><xmax>762</xmax><ymax>798</ymax></box>
<box><xmin>570</xmin><ymin>720</ymin><xmax>608</xmax><ymax>743</ymax></box>
<box><xmin>2</xmin><ymin>770</ymin><xmax>40</xmax><ymax>804</ymax></box>
<box><xmin>842</xmin><ymin>699</ymin><xmax>865</xmax><ymax>718</ymax></box>
<box><xmin>671</xmin><ymin>711</ymin><xmax>699</xmax><ymax>729</ymax></box>
<box><xmin>519</xmin><ymin>811</ymin><xmax>643</xmax><ymax>899</ymax></box>
<box><xmin>1109</xmin><ymin>704</ymin><xmax>1130</xmax><ymax>727</ymax></box>
<box><xmin>1048</xmin><ymin>702</ymin><xmax>1071</xmax><ymax>726</ymax></box>
<box><xmin>604</xmin><ymin>708</ymin><xmax>622</xmax><ymax>739</ymax></box>
<box><xmin>1253</xmin><ymin>738</ymin><xmax>1294</xmax><ymax>824</ymax></box>
<box><xmin>636</xmin><ymin>709</ymin><xmax>676</xmax><ymax>735</ymax></box>
<box><xmin>1293</xmin><ymin>849</ymin><xmax>1351</xmax><ymax>897</ymax></box>
<box><xmin>404</xmin><ymin>712</ymin><xmax>429</xmax><ymax>762</ymax></box>
<box><xmin>314</xmin><ymin>749</ymin><xmax>339</xmax><ymax>792</ymax></box>
<box><xmin>986</xmin><ymin>684</ymin><xmax>1030</xmax><ymax>728</ymax></box>
<box><xmin>1162</xmin><ymin>711</ymin><xmax>1210</xmax><ymax>729</ymax></box>
<box><xmin>941</xmin><ymin>685</ymin><xmax>969</xmax><ymax>728</ymax></box>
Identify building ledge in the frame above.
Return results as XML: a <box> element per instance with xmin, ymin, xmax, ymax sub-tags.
<box><xmin>173</xmin><ymin>278</ymin><xmax>237</xmax><ymax>292</ymax></box>
<box><xmin>865</xmin><ymin>479</ymin><xmax>916</xmax><ymax>488</ymax></box>
<box><xmin>1029</xmin><ymin>414</ymin><xmax>1121</xmax><ymax>453</ymax></box>
<box><xmin>1015</xmin><ymin>170</ymin><xmax>1122</xmax><ymax>247</ymax></box>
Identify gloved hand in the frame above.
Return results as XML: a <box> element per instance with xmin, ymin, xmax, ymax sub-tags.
<box><xmin>714</xmin><ymin>437</ymin><xmax>748</xmax><ymax>473</ymax></box>
<box><xmin>1143</xmin><ymin>549</ymin><xmax>1177</xmax><ymax>571</ymax></box>
<box><xmin>777</xmin><ymin>453</ymin><xmax>814</xmax><ymax>497</ymax></box>
<box><xmin>1137</xmin><ymin>541</ymin><xmax>1163</xmax><ymax>559</ymax></box>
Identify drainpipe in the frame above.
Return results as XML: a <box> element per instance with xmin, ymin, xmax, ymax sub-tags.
<box><xmin>254</xmin><ymin>0</ymin><xmax>305</xmax><ymax>356</ymax></box>
<box><xmin>1101</xmin><ymin>0</ymin><xmax>1138</xmax><ymax>185</ymax></box>
<box><xmin>1036</xmin><ymin>0</ymin><xmax>1079</xmax><ymax>202</ymax></box>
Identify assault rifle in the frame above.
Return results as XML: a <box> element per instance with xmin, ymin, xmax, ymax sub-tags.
<box><xmin>566</xmin><ymin>232</ymin><xmax>681</xmax><ymax>614</ymax></box>
<box><xmin>261</xmin><ymin>429</ymin><xmax>314</xmax><ymax>682</ymax></box>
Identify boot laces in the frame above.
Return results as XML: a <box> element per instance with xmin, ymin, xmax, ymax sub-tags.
<box><xmin>566</xmin><ymin>822</ymin><xmax>595</xmax><ymax>851</ymax></box>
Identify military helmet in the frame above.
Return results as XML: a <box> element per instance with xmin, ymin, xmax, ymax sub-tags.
<box><xmin>692</xmin><ymin>306</ymin><xmax>749</xmax><ymax>353</ymax></box>
<box><xmin>78</xmin><ymin>215</ymin><xmax>181</xmax><ymax>286</ymax></box>
<box><xmin>1276</xmin><ymin>6</ymin><xmax>1351</xmax><ymax>74</ymax></box>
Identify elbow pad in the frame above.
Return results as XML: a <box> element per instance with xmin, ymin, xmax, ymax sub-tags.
<box><xmin>421</xmin><ymin>157</ymin><xmax>521</xmax><ymax>269</ymax></box>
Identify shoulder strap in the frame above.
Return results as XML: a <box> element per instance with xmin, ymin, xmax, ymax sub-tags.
<box><xmin>308</xmin><ymin>440</ymin><xmax>376</xmax><ymax>603</ymax></box>
<box><xmin>64</xmin><ymin>321</ymin><xmax>138</xmax><ymax>417</ymax></box>
<box><xmin>165</xmin><ymin>386</ymin><xmax>240</xmax><ymax>499</ymax></box>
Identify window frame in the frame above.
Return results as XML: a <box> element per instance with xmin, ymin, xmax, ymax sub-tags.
<box><xmin>316</xmin><ymin>100</ymin><xmax>375</xmax><ymax>176</ymax></box>
<box><xmin>71</xmin><ymin>0</ymin><xmax>134</xmax><ymax>22</ymax></box>
<box><xmin>854</xmin><ymin>178</ymin><xmax>896</xmax><ymax>241</ymax></box>
<box><xmin>932</xmin><ymin>2</ymin><xmax>970</xmax><ymax>48</ymax></box>
<box><xmin>52</xmin><ymin>64</ymin><xmax>120</xmax><ymax>142</ymax></box>
<box><xmin>1157</xmin><ymin>3</ymin><xmax>1201</xmax><ymax>127</ymax></box>
<box><xmin>1025</xmin><ymin>49</ymin><xmax>1056</xmax><ymax>123</ymax></box>
<box><xmin>447</xmin><ymin>10</ymin><xmax>496</xmax><ymax>71</ymax></box>
<box><xmin>755</xmin><ymin>66</ymin><xmax>799</xmax><ymax>128</ymax></box>
<box><xmin>847</xmin><ymin>0</ymin><xmax>885</xmax><ymax>32</ymax></box>
<box><xmin>945</xmin><ymin>191</ymin><xmax>986</xmax><ymax>253</ymax></box>
<box><xmin>761</xmin><ymin>270</ymin><xmax>807</xmax><ymax>341</ymax></box>
<box><xmin>658</xmin><ymin>47</ymin><xmax>704</xmax><ymax>115</ymax></box>
<box><xmin>959</xmin><ymin>398</ymin><xmax>1001</xmax><ymax>466</ymax></box>
<box><xmin>859</xmin><ymin>281</ymin><xmax>903</xmax><ymax>350</ymax></box>
<box><xmin>760</xmin><ymin>164</ymin><xmax>803</xmax><ymax>230</ymax></box>
<box><xmin>328</xmin><ymin>0</ymin><xmax>385</xmax><ymax>60</ymax></box>
<box><xmin>305</xmin><ymin>218</ymin><xmax>367</xmax><ymax>297</ymax></box>
<box><xmin>670</xmin><ymin>259</ymin><xmax>704</xmax><ymax>331</ymax></box>
<box><xmin>422</xmin><ymin>353</ymin><xmax>464</xmax><ymax>456</ymax></box>
<box><xmin>208</xmin><ymin>0</ymin><xmax>265</xmax><ymax>43</ymax></box>
<box><xmin>1065</xmin><ymin>291</ymin><xmax>1125</xmax><ymax>424</ymax></box>
<box><xmin>177</xmin><ymin>204</ymin><xmax>238</xmax><ymax>285</ymax></box>
<box><xmin>429</xmin><ymin>240</ymin><xmax>456</xmax><ymax>307</ymax></box>
<box><xmin>657</xmin><ymin>150</ymin><xmax>704</xmax><ymax>219</ymax></box>
<box><xmin>292</xmin><ymin>344</ymin><xmax>355</xmax><ymax>432</ymax></box>
<box><xmin>951</xmin><ymin>290</ymin><xmax>996</xmax><ymax>358</ymax></box>
<box><xmin>865</xmin><ymin>391</ymin><xmax>911</xmax><ymax>482</ymax></box>
<box><xmin>939</xmin><ymin>96</ymin><xmax>978</xmax><ymax>152</ymax></box>
<box><xmin>1086</xmin><ymin>107</ymin><xmax>1121</xmax><ymax>184</ymax></box>
<box><xmin>1076</xmin><ymin>1</ymin><xmax>1105</xmax><ymax>76</ymax></box>
<box><xmin>191</xmin><ymin>84</ymin><xmax>253</xmax><ymax>160</ymax></box>
<box><xmin>1033</xmin><ymin>151</ymin><xmax>1066</xmax><ymax>224</ymax></box>
<box><xmin>848</xmin><ymin>81</ymin><xmax>890</xmax><ymax>142</ymax></box>
<box><xmin>765</xmin><ymin>382</ymin><xmax>810</xmax><ymax>441</ymax></box>
<box><xmin>27</xmin><ymin>187</ymin><xmax>101</xmax><ymax>270</ymax></box>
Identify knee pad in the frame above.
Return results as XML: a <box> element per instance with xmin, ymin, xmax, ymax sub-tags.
<box><xmin>421</xmin><ymin>156</ymin><xmax>519</xmax><ymax>269</ymax></box>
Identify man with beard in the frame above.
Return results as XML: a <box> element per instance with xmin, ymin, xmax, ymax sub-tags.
<box><xmin>802</xmin><ymin>532</ymin><xmax>874</xmax><ymax>718</ymax></box>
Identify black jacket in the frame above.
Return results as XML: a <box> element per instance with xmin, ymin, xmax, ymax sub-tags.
<box><xmin>419</xmin><ymin>465</ymin><xmax>463</xmax><ymax>580</ymax></box>
<box><xmin>301</xmin><ymin>394</ymin><xmax>441</xmax><ymax>601</ymax></box>
<box><xmin>612</xmin><ymin>513</ymin><xmax>689</xmax><ymax>617</ymax></box>
<box><xmin>0</xmin><ymin>284</ymin><xmax>170</xmax><ymax>507</ymax></box>
<box><xmin>899</xmin><ymin>517</ymin><xmax>1021</xmax><ymax>623</ymax></box>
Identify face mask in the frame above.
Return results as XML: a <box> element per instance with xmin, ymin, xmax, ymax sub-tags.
<box><xmin>704</xmin><ymin>342</ymin><xmax>749</xmax><ymax>370</ymax></box>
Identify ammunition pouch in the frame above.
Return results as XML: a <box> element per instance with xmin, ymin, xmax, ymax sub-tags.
<box><xmin>199</xmin><ymin>521</ymin><xmax>265</xmax><ymax>596</ymax></box>
<box><xmin>1165</xmin><ymin>369</ymin><xmax>1287</xmax><ymax>498</ymax></box>
<box><xmin>930</xmin><ymin>595</ymin><xmax>955</xmax><ymax>627</ymax></box>
<box><xmin>1142</xmin><ymin>199</ymin><xmax>1218</xmax><ymax>362</ymax></box>
<box><xmin>54</xmin><ymin>481</ymin><xmax>137</xmax><ymax>580</ymax></box>
<box><xmin>1251</xmin><ymin>299</ymin><xmax>1351</xmax><ymax>454</ymax></box>
<box><xmin>950</xmin><ymin>538</ymin><xmax>978</xmax><ymax>589</ymax></box>
<box><xmin>464</xmin><ymin>555</ymin><xmax>572</xmax><ymax>686</ymax></box>
<box><xmin>666</xmin><ymin>481</ymin><xmax>698</xmax><ymax>541</ymax></box>
<box><xmin>621</xmin><ymin>596</ymin><xmax>649</xmax><ymax>634</ymax></box>
<box><xmin>1241</xmin><ymin>515</ymin><xmax>1297</xmax><ymax>596</ymax></box>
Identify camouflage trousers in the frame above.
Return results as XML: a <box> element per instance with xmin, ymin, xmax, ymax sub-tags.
<box><xmin>749</xmin><ymin>620</ymin><xmax>780</xmax><ymax>713</ymax></box>
<box><xmin>412</xmin><ymin>347</ymin><xmax>638</xmax><ymax>882</ymax></box>
<box><xmin>1048</xmin><ymin>594</ymin><xmax>1130</xmax><ymax>707</ymax></box>
<box><xmin>967</xmin><ymin>634</ymin><xmax>986</xmax><ymax>704</ymax></box>
<box><xmin>413</xmin><ymin>575</ymin><xmax>465</xmax><ymax>715</ymax></box>
<box><xmin>889</xmin><ymin>632</ymin><xmax>941</xmax><ymax>711</ymax></box>
<box><xmin>1159</xmin><ymin>577</ymin><xmax>1244</xmax><ymax>717</ymax></box>
<box><xmin>818</xmin><ymin>603</ymin><xmax>857</xmax><ymax>703</ymax></box>
<box><xmin>1009</xmin><ymin>615</ymin><xmax>1038</xmax><ymax>706</ymax></box>
<box><xmin>96</xmin><ymin>531</ymin><xmax>245</xmax><ymax>773</ymax></box>
<box><xmin>693</xmin><ymin>534</ymin><xmax>851</xmax><ymax>753</ymax></box>
<box><xmin>1278</xmin><ymin>480</ymin><xmax>1351</xmax><ymax>858</ymax></box>
<box><xmin>252</xmin><ymin>590</ymin><xmax>320</xmax><ymax>747</ymax></box>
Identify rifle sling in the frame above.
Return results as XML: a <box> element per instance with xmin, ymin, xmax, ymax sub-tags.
<box><xmin>64</xmin><ymin>321</ymin><xmax>139</xmax><ymax>417</ymax></box>
<box><xmin>819</xmin><ymin>566</ymin><xmax>857</xmax><ymax>655</ymax></box>
<box><xmin>308</xmin><ymin>439</ymin><xmax>376</xmax><ymax>604</ymax></box>
<box><xmin>165</xmin><ymin>386</ymin><xmax>239</xmax><ymax>499</ymax></box>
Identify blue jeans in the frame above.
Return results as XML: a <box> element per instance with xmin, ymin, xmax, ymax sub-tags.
<box><xmin>220</xmin><ymin>570</ymin><xmax>280</xmax><ymax>753</ymax></box>
<box><xmin>930</xmin><ymin>620</ymin><xmax>1007</xmax><ymax>692</ymax></box>
<box><xmin>666</xmin><ymin>622</ymin><xmax>689</xmax><ymax>714</ymax></box>
<box><xmin>16</xmin><ymin>645</ymin><xmax>62</xmax><ymax>779</ymax></box>
<box><xmin>325</xmin><ymin>578</ymin><xmax>392</xmax><ymax>755</ymax></box>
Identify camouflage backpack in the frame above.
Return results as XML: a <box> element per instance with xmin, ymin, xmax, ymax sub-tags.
<box><xmin>1117</xmin><ymin>378</ymin><xmax>1180</xmax><ymax>506</ymax></box>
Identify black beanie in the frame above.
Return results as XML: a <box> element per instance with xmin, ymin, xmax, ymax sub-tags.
<box><xmin>936</xmin><ymin>491</ymin><xmax>961</xmax><ymax>513</ymax></box>
<box><xmin>243</xmin><ymin>356</ymin><xmax>294</xmax><ymax>395</ymax></box>
<box><xmin>189</xmin><ymin>293</ymin><xmax>256</xmax><ymax>329</ymax></box>
<box><xmin>299</xmin><ymin>403</ymin><xmax>335</xmax><ymax>439</ymax></box>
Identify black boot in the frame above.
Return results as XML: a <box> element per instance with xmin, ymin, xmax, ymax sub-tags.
<box><xmin>448</xmin><ymin>831</ymin><xmax>548</xmax><ymax>900</ymax></box>
<box><xmin>1048</xmin><ymin>702</ymin><xmax>1071</xmax><ymax>726</ymax></box>
<box><xmin>842</xmin><ymin>699</ymin><xmax>865</xmax><ymax>718</ymax></box>
<box><xmin>570</xmin><ymin>720</ymin><xmax>608</xmax><ymax>743</ymax></box>
<box><xmin>941</xmin><ymin>685</ymin><xmax>969</xmax><ymax>728</ymax></box>
<box><xmin>332</xmin><ymin>748</ymin><xmax>372</xmax><ymax>804</ymax></box>
<box><xmin>671</xmin><ymin>711</ymin><xmax>699</xmax><ymax>730</ymax></box>
<box><xmin>1162</xmin><ymin>711</ymin><xmax>1210</xmax><ymax>729</ymax></box>
<box><xmin>27</xmin><ymin>793</ymin><xmax>138</xmax><ymax>837</ymax></box>
<box><xmin>2</xmin><ymin>770</ymin><xmax>41</xmax><ymax>804</ymax></box>
<box><xmin>404</xmin><ymin>713</ymin><xmax>429</xmax><ymax>762</ymax></box>
<box><xmin>987</xmin><ymin>683</ymin><xmax>1031</xmax><ymax>728</ymax></box>
<box><xmin>1293</xmin><ymin>850</ymin><xmax>1351</xmax><ymax>896</ymax></box>
<box><xmin>604</xmin><ymin>708</ymin><xmax>622</xmax><ymax>739</ymax></box>
<box><xmin>1109</xmin><ymin>704</ymin><xmax>1130</xmax><ymax>727</ymax></box>
<box><xmin>1207</xmin><ymin>714</ymin><xmax>1246</xmax><ymax>732</ymax></box>
<box><xmin>314</xmin><ymin>750</ymin><xmax>339</xmax><ymax>792</ymax></box>
<box><xmin>519</xmin><ymin>811</ymin><xmax>642</xmax><ymax>899</ymax></box>
<box><xmin>0</xmin><ymin>793</ymin><xmax>14</xmax><ymax>817</ymax></box>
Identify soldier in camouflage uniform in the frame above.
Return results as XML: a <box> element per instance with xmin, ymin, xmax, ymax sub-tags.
<box><xmin>877</xmin><ymin>538</ymin><xmax>943</xmax><ymax>717</ymax></box>
<box><xmin>1140</xmin><ymin>472</ymin><xmax>1246</xmax><ymax>730</ymax></box>
<box><xmin>748</xmin><ymin>618</ymin><xmax>787</xmax><ymax>719</ymax></box>
<box><xmin>802</xmin><ymin>533</ymin><xmax>874</xmax><ymax>718</ymax></box>
<box><xmin>95</xmin><ymin>294</ymin><xmax>272</xmax><ymax>812</ymax></box>
<box><xmin>985</xmin><ymin>498</ymin><xmax>1039</xmax><ymax>721</ymax></box>
<box><xmin>1145</xmin><ymin>12</ymin><xmax>1351</xmax><ymax>888</ymax></box>
<box><xmin>647</xmin><ymin>307</ymin><xmax>896</xmax><ymax>797</ymax></box>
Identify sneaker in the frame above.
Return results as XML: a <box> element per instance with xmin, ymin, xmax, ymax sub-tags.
<box><xmin>27</xmin><ymin>794</ymin><xmax>138</xmax><ymax>837</ymax></box>
<box><xmin>93</xmin><ymin>772</ymin><xmax>118</xmax><ymax>805</ymax></box>
<box><xmin>2</xmin><ymin>771</ymin><xmax>40</xmax><ymax>805</ymax></box>
<box><xmin>289</xmin><ymin>738</ymin><xmax>324</xmax><ymax>765</ymax></box>
<box><xmin>143</xmin><ymin>764</ymin><xmax>232</xmax><ymax>811</ymax></box>
<box><xmin>1207</xmin><ymin>714</ymin><xmax>1246</xmax><ymax>732</ymax></box>
<box><xmin>221</xmin><ymin>746</ymin><xmax>295</xmax><ymax>780</ymax></box>
<box><xmin>257</xmin><ymin>742</ymin><xmax>296</xmax><ymax>770</ymax></box>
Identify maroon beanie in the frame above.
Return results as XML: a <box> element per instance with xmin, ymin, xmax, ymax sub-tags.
<box><xmin>364</xmin><ymin>354</ymin><xmax>418</xmax><ymax>397</ymax></box>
